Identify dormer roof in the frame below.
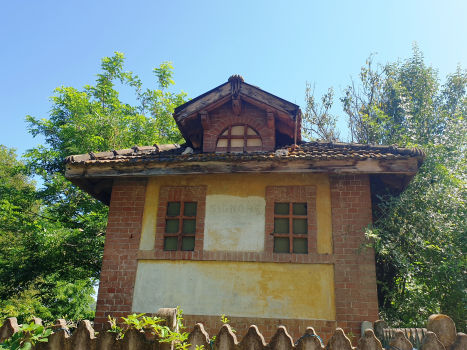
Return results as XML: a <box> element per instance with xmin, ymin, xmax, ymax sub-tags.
<box><xmin>173</xmin><ymin>75</ymin><xmax>302</xmax><ymax>148</ymax></box>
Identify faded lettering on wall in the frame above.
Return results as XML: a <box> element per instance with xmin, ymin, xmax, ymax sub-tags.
<box><xmin>204</xmin><ymin>195</ymin><xmax>265</xmax><ymax>252</ymax></box>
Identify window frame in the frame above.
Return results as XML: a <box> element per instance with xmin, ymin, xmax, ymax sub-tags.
<box><xmin>265</xmin><ymin>186</ymin><xmax>317</xmax><ymax>255</ymax></box>
<box><xmin>155</xmin><ymin>186</ymin><xmax>207</xmax><ymax>252</ymax></box>
<box><xmin>273</xmin><ymin>202</ymin><xmax>309</xmax><ymax>254</ymax></box>
<box><xmin>163</xmin><ymin>201</ymin><xmax>198</xmax><ymax>251</ymax></box>
<box><xmin>216</xmin><ymin>124</ymin><xmax>262</xmax><ymax>153</ymax></box>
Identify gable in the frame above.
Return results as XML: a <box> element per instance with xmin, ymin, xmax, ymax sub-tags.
<box><xmin>202</xmin><ymin>100</ymin><xmax>275</xmax><ymax>153</ymax></box>
<box><xmin>173</xmin><ymin>75</ymin><xmax>302</xmax><ymax>149</ymax></box>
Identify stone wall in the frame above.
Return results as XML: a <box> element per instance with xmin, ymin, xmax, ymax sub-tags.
<box><xmin>1</xmin><ymin>313</ymin><xmax>465</xmax><ymax>350</ymax></box>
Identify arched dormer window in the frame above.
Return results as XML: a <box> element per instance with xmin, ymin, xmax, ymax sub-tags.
<box><xmin>216</xmin><ymin>125</ymin><xmax>262</xmax><ymax>153</ymax></box>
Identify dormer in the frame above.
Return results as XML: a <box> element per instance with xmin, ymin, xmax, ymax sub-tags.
<box><xmin>173</xmin><ymin>75</ymin><xmax>302</xmax><ymax>152</ymax></box>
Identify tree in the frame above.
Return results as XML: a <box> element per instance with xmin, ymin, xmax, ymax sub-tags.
<box><xmin>369</xmin><ymin>115</ymin><xmax>467</xmax><ymax>329</ymax></box>
<box><xmin>341</xmin><ymin>44</ymin><xmax>441</xmax><ymax>146</ymax></box>
<box><xmin>0</xmin><ymin>146</ymin><xmax>96</xmax><ymax>323</ymax></box>
<box><xmin>26</xmin><ymin>53</ymin><xmax>187</xmax><ymax>174</ymax></box>
<box><xmin>0</xmin><ymin>53</ymin><xmax>188</xmax><ymax>323</ymax></box>
<box><xmin>302</xmin><ymin>83</ymin><xmax>340</xmax><ymax>141</ymax></box>
<box><xmin>340</xmin><ymin>53</ymin><xmax>394</xmax><ymax>144</ymax></box>
<box><xmin>341</xmin><ymin>45</ymin><xmax>467</xmax><ymax>329</ymax></box>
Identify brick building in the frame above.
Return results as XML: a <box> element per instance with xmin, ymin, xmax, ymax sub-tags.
<box><xmin>64</xmin><ymin>75</ymin><xmax>425</xmax><ymax>343</ymax></box>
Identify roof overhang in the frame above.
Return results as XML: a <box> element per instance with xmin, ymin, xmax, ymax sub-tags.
<box><xmin>66</xmin><ymin>157</ymin><xmax>421</xmax><ymax>178</ymax></box>
<box><xmin>65</xmin><ymin>154</ymin><xmax>423</xmax><ymax>205</ymax></box>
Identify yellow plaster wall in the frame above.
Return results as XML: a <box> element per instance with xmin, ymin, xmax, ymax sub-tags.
<box><xmin>132</xmin><ymin>260</ymin><xmax>336</xmax><ymax>320</ymax></box>
<box><xmin>139</xmin><ymin>173</ymin><xmax>333</xmax><ymax>254</ymax></box>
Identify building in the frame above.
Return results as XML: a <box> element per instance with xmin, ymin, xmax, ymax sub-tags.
<box><xmin>64</xmin><ymin>75</ymin><xmax>425</xmax><ymax>342</ymax></box>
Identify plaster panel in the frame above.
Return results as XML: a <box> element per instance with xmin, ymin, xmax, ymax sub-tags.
<box><xmin>132</xmin><ymin>260</ymin><xmax>336</xmax><ymax>320</ymax></box>
<box><xmin>204</xmin><ymin>195</ymin><xmax>265</xmax><ymax>251</ymax></box>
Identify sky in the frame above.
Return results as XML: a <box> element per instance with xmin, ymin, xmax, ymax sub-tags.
<box><xmin>1</xmin><ymin>0</ymin><xmax>467</xmax><ymax>158</ymax></box>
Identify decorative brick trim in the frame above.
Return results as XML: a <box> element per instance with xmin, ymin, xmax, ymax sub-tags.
<box><xmin>155</xmin><ymin>186</ymin><xmax>207</xmax><ymax>252</ymax></box>
<box><xmin>94</xmin><ymin>178</ymin><xmax>147</xmax><ymax>330</ymax></box>
<box><xmin>203</xmin><ymin>102</ymin><xmax>275</xmax><ymax>152</ymax></box>
<box><xmin>330</xmin><ymin>174</ymin><xmax>379</xmax><ymax>337</ymax></box>
<box><xmin>137</xmin><ymin>250</ymin><xmax>335</xmax><ymax>263</ymax></box>
<box><xmin>264</xmin><ymin>186</ymin><xmax>317</xmax><ymax>254</ymax></box>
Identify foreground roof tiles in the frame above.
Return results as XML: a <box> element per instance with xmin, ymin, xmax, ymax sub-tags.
<box><xmin>64</xmin><ymin>141</ymin><xmax>426</xmax><ymax>165</ymax></box>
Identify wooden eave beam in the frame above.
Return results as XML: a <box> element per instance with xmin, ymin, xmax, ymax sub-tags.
<box><xmin>173</xmin><ymin>83</ymin><xmax>231</xmax><ymax>122</ymax></box>
<box><xmin>200</xmin><ymin>111</ymin><xmax>210</xmax><ymax>130</ymax></box>
<box><xmin>177</xmin><ymin>89</ymin><xmax>296</xmax><ymax>124</ymax></box>
<box><xmin>232</xmin><ymin>96</ymin><xmax>242</xmax><ymax>116</ymax></box>
<box><xmin>182</xmin><ymin>95</ymin><xmax>233</xmax><ymax>124</ymax></box>
<box><xmin>275</xmin><ymin>120</ymin><xmax>294</xmax><ymax>140</ymax></box>
<box><xmin>65</xmin><ymin>157</ymin><xmax>420</xmax><ymax>179</ymax></box>
<box><xmin>68</xmin><ymin>178</ymin><xmax>112</xmax><ymax>205</ymax></box>
<box><xmin>239</xmin><ymin>83</ymin><xmax>299</xmax><ymax>116</ymax></box>
<box><xmin>267</xmin><ymin>110</ymin><xmax>275</xmax><ymax>129</ymax></box>
<box><xmin>238</xmin><ymin>93</ymin><xmax>302</xmax><ymax>142</ymax></box>
<box><xmin>176</xmin><ymin>118</ymin><xmax>204</xmax><ymax>148</ymax></box>
<box><xmin>239</xmin><ymin>94</ymin><xmax>292</xmax><ymax>120</ymax></box>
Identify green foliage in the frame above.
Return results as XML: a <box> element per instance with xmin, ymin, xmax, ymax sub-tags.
<box><xmin>302</xmin><ymin>83</ymin><xmax>340</xmax><ymax>141</ymax></box>
<box><xmin>0</xmin><ymin>287</ymin><xmax>48</xmax><ymax>327</ymax></box>
<box><xmin>0</xmin><ymin>322</ymin><xmax>52</xmax><ymax>350</ymax></box>
<box><xmin>310</xmin><ymin>43</ymin><xmax>467</xmax><ymax>329</ymax></box>
<box><xmin>0</xmin><ymin>309</ymin><xmax>230</xmax><ymax>350</ymax></box>
<box><xmin>220</xmin><ymin>314</ymin><xmax>231</xmax><ymax>326</ymax></box>
<box><xmin>371</xmin><ymin>116</ymin><xmax>467</xmax><ymax>329</ymax></box>
<box><xmin>347</xmin><ymin>332</ymin><xmax>356</xmax><ymax>343</ymax></box>
<box><xmin>110</xmin><ymin>307</ymin><xmax>190</xmax><ymax>350</ymax></box>
<box><xmin>346</xmin><ymin>45</ymin><xmax>467</xmax><ymax>330</ymax></box>
<box><xmin>209</xmin><ymin>313</ymin><xmax>235</xmax><ymax>344</ymax></box>
<box><xmin>1</xmin><ymin>53</ymin><xmax>188</xmax><ymax>324</ymax></box>
<box><xmin>0</xmin><ymin>146</ymin><xmax>97</xmax><ymax>322</ymax></box>
<box><xmin>341</xmin><ymin>44</ymin><xmax>441</xmax><ymax>146</ymax></box>
<box><xmin>0</xmin><ymin>280</ymin><xmax>95</xmax><ymax>326</ymax></box>
<box><xmin>340</xmin><ymin>52</ymin><xmax>395</xmax><ymax>144</ymax></box>
<box><xmin>26</xmin><ymin>54</ymin><xmax>187</xmax><ymax>173</ymax></box>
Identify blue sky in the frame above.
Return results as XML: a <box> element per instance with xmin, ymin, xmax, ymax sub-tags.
<box><xmin>1</xmin><ymin>0</ymin><xmax>467</xmax><ymax>157</ymax></box>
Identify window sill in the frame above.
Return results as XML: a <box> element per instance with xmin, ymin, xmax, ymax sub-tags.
<box><xmin>137</xmin><ymin>250</ymin><xmax>335</xmax><ymax>264</ymax></box>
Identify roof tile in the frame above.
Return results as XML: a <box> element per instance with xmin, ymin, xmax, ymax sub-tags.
<box><xmin>63</xmin><ymin>141</ymin><xmax>426</xmax><ymax>165</ymax></box>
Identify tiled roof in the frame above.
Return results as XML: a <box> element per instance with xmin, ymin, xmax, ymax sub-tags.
<box><xmin>64</xmin><ymin>141</ymin><xmax>426</xmax><ymax>165</ymax></box>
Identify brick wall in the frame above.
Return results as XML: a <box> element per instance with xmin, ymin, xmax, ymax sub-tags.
<box><xmin>94</xmin><ymin>178</ymin><xmax>147</xmax><ymax>329</ymax></box>
<box><xmin>141</xmin><ymin>175</ymin><xmax>378</xmax><ymax>344</ymax></box>
<box><xmin>330</xmin><ymin>174</ymin><xmax>379</xmax><ymax>339</ymax></box>
<box><xmin>203</xmin><ymin>101</ymin><xmax>275</xmax><ymax>152</ymax></box>
<box><xmin>95</xmin><ymin>174</ymin><xmax>378</xmax><ymax>342</ymax></box>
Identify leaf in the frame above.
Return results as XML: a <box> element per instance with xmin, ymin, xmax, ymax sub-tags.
<box><xmin>20</xmin><ymin>342</ymin><xmax>32</xmax><ymax>350</ymax></box>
